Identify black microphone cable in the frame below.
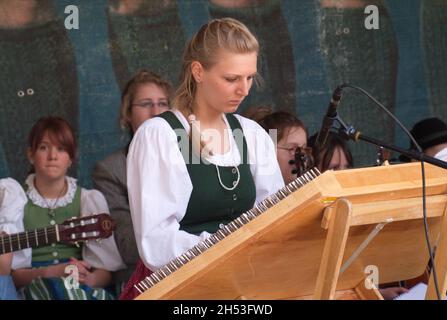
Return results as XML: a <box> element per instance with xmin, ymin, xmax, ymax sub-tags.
<box><xmin>340</xmin><ymin>83</ymin><xmax>441</xmax><ymax>300</ymax></box>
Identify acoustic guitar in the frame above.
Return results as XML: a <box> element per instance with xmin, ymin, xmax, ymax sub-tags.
<box><xmin>0</xmin><ymin>213</ymin><xmax>116</xmax><ymax>254</ymax></box>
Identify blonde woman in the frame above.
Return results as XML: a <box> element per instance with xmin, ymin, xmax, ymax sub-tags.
<box><xmin>121</xmin><ymin>18</ymin><xmax>284</xmax><ymax>299</ymax></box>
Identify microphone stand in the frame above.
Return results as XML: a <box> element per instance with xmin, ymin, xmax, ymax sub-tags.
<box><xmin>326</xmin><ymin>83</ymin><xmax>444</xmax><ymax>299</ymax></box>
<box><xmin>335</xmin><ymin>114</ymin><xmax>446</xmax><ymax>299</ymax></box>
<box><xmin>334</xmin><ymin>115</ymin><xmax>447</xmax><ymax>170</ymax></box>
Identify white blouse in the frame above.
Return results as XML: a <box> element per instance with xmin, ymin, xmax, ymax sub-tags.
<box><xmin>0</xmin><ymin>178</ymin><xmax>28</xmax><ymax>270</ymax></box>
<box><xmin>12</xmin><ymin>175</ymin><xmax>126</xmax><ymax>271</ymax></box>
<box><xmin>435</xmin><ymin>146</ymin><xmax>447</xmax><ymax>162</ymax></box>
<box><xmin>127</xmin><ymin>110</ymin><xmax>285</xmax><ymax>271</ymax></box>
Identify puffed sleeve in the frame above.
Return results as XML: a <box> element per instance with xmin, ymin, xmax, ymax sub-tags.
<box><xmin>235</xmin><ymin>115</ymin><xmax>285</xmax><ymax>203</ymax></box>
<box><xmin>80</xmin><ymin>188</ymin><xmax>126</xmax><ymax>271</ymax></box>
<box><xmin>0</xmin><ymin>178</ymin><xmax>27</xmax><ymax>234</ymax></box>
<box><xmin>127</xmin><ymin>117</ymin><xmax>210</xmax><ymax>271</ymax></box>
<box><xmin>0</xmin><ymin>178</ymin><xmax>31</xmax><ymax>269</ymax></box>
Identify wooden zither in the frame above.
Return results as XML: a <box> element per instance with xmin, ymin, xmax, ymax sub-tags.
<box><xmin>135</xmin><ymin>162</ymin><xmax>447</xmax><ymax>300</ymax></box>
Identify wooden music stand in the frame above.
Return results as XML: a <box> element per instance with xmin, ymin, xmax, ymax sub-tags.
<box><xmin>136</xmin><ymin>162</ymin><xmax>447</xmax><ymax>300</ymax></box>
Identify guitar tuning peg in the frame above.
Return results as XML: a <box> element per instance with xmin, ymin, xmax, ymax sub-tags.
<box><xmin>74</xmin><ymin>242</ymin><xmax>80</xmax><ymax>248</ymax></box>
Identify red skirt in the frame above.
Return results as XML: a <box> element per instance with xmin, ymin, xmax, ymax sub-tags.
<box><xmin>119</xmin><ymin>258</ymin><xmax>153</xmax><ymax>300</ymax></box>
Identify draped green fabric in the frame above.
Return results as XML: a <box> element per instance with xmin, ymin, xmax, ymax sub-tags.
<box><xmin>209</xmin><ymin>0</ymin><xmax>296</xmax><ymax>113</ymax></box>
<box><xmin>319</xmin><ymin>2</ymin><xmax>398</xmax><ymax>166</ymax></box>
<box><xmin>107</xmin><ymin>4</ymin><xmax>186</xmax><ymax>90</ymax></box>
<box><xmin>0</xmin><ymin>18</ymin><xmax>79</xmax><ymax>182</ymax></box>
<box><xmin>421</xmin><ymin>0</ymin><xmax>447</xmax><ymax>120</ymax></box>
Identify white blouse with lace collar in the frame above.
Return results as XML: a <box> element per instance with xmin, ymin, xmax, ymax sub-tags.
<box><xmin>25</xmin><ymin>174</ymin><xmax>77</xmax><ymax>209</ymax></box>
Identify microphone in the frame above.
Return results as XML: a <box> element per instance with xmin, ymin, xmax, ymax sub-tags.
<box><xmin>315</xmin><ymin>84</ymin><xmax>346</xmax><ymax>149</ymax></box>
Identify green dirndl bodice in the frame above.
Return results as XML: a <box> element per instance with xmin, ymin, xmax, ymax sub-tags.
<box><xmin>158</xmin><ymin>111</ymin><xmax>256</xmax><ymax>235</ymax></box>
<box><xmin>19</xmin><ymin>186</ymin><xmax>116</xmax><ymax>300</ymax></box>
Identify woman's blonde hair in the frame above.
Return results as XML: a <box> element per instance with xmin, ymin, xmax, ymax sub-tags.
<box><xmin>173</xmin><ymin>17</ymin><xmax>259</xmax><ymax>116</ymax></box>
<box><xmin>119</xmin><ymin>69</ymin><xmax>174</xmax><ymax>134</ymax></box>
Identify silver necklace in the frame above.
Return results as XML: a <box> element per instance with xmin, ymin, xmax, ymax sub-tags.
<box><xmin>188</xmin><ymin>112</ymin><xmax>241</xmax><ymax>191</ymax></box>
<box><xmin>41</xmin><ymin>183</ymin><xmax>67</xmax><ymax>218</ymax></box>
<box><xmin>215</xmin><ymin>165</ymin><xmax>240</xmax><ymax>191</ymax></box>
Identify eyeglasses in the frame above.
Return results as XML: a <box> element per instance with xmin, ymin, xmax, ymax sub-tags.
<box><xmin>278</xmin><ymin>145</ymin><xmax>312</xmax><ymax>155</ymax></box>
<box><xmin>131</xmin><ymin>101</ymin><xmax>169</xmax><ymax>109</ymax></box>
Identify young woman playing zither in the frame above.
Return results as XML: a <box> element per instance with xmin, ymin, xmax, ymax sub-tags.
<box><xmin>121</xmin><ymin>17</ymin><xmax>284</xmax><ymax>299</ymax></box>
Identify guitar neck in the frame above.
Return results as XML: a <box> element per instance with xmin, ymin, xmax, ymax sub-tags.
<box><xmin>0</xmin><ymin>225</ymin><xmax>60</xmax><ymax>255</ymax></box>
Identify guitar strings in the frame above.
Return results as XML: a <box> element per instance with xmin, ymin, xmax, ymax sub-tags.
<box><xmin>0</xmin><ymin>225</ymin><xmax>92</xmax><ymax>248</ymax></box>
<box><xmin>1</xmin><ymin>216</ymin><xmax>105</xmax><ymax>253</ymax></box>
<box><xmin>0</xmin><ymin>229</ymin><xmax>58</xmax><ymax>245</ymax></box>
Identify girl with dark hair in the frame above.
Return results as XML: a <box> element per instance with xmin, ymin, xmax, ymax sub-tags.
<box><xmin>12</xmin><ymin>117</ymin><xmax>124</xmax><ymax>300</ymax></box>
<box><xmin>308</xmin><ymin>131</ymin><xmax>353</xmax><ymax>172</ymax></box>
<box><xmin>245</xmin><ymin>106</ymin><xmax>308</xmax><ymax>184</ymax></box>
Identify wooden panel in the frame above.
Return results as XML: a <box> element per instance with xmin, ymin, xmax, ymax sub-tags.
<box><xmin>355</xmin><ymin>278</ymin><xmax>383</xmax><ymax>300</ymax></box>
<box><xmin>314</xmin><ymin>198</ymin><xmax>352</xmax><ymax>299</ymax></box>
<box><xmin>426</xmin><ymin>202</ymin><xmax>447</xmax><ymax>300</ymax></box>
<box><xmin>136</xmin><ymin>162</ymin><xmax>447</xmax><ymax>300</ymax></box>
